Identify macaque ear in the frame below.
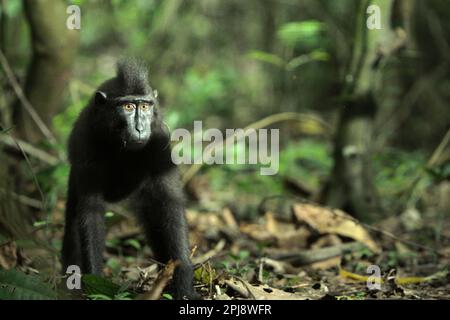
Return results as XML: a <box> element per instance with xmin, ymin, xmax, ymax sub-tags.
<box><xmin>95</xmin><ymin>91</ymin><xmax>108</xmax><ymax>105</ymax></box>
<box><xmin>152</xmin><ymin>89</ymin><xmax>158</xmax><ymax>99</ymax></box>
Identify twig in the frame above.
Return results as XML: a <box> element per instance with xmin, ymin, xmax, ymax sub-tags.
<box><xmin>192</xmin><ymin>239</ymin><xmax>226</xmax><ymax>265</ymax></box>
<box><xmin>190</xmin><ymin>245</ymin><xmax>198</xmax><ymax>259</ymax></box>
<box><xmin>0</xmin><ymin>134</ymin><xmax>60</xmax><ymax>165</ymax></box>
<box><xmin>233</xmin><ymin>276</ymin><xmax>257</xmax><ymax>300</ymax></box>
<box><xmin>375</xmin><ymin>64</ymin><xmax>447</xmax><ymax>151</ymax></box>
<box><xmin>0</xmin><ymin>188</ymin><xmax>42</xmax><ymax>209</ymax></box>
<box><xmin>354</xmin><ymin>216</ymin><xmax>449</xmax><ymax>258</ymax></box>
<box><xmin>215</xmin><ymin>285</ymin><xmax>222</xmax><ymax>297</ymax></box>
<box><xmin>5</xmin><ymin>133</ymin><xmax>46</xmax><ymax>212</ymax></box>
<box><xmin>400</xmin><ymin>127</ymin><xmax>450</xmax><ymax>208</ymax></box>
<box><xmin>257</xmin><ymin>258</ymin><xmax>264</xmax><ymax>283</ymax></box>
<box><xmin>208</xmin><ymin>261</ymin><xmax>213</xmax><ymax>299</ymax></box>
<box><xmin>145</xmin><ymin>257</ymin><xmax>166</xmax><ymax>268</ymax></box>
<box><xmin>427</xmin><ymin>128</ymin><xmax>450</xmax><ymax>168</ymax></box>
<box><xmin>0</xmin><ymin>49</ymin><xmax>57</xmax><ymax>144</ymax></box>
<box><xmin>323</xmin><ymin>204</ymin><xmax>449</xmax><ymax>258</ymax></box>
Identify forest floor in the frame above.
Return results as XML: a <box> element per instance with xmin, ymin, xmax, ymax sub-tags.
<box><xmin>1</xmin><ymin>183</ymin><xmax>449</xmax><ymax>300</ymax></box>
<box><xmin>148</xmin><ymin>202</ymin><xmax>449</xmax><ymax>300</ymax></box>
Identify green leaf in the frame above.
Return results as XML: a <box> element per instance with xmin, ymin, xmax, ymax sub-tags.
<box><xmin>247</xmin><ymin>50</ymin><xmax>285</xmax><ymax>67</ymax></box>
<box><xmin>310</xmin><ymin>50</ymin><xmax>330</xmax><ymax>61</ymax></box>
<box><xmin>2</xmin><ymin>0</ymin><xmax>22</xmax><ymax>17</ymax></box>
<box><xmin>162</xmin><ymin>293</ymin><xmax>173</xmax><ymax>300</ymax></box>
<box><xmin>114</xmin><ymin>291</ymin><xmax>134</xmax><ymax>300</ymax></box>
<box><xmin>124</xmin><ymin>239</ymin><xmax>141</xmax><ymax>250</ymax></box>
<box><xmin>106</xmin><ymin>257</ymin><xmax>122</xmax><ymax>274</ymax></box>
<box><xmin>82</xmin><ymin>274</ymin><xmax>121</xmax><ymax>298</ymax></box>
<box><xmin>105</xmin><ymin>211</ymin><xmax>115</xmax><ymax>218</ymax></box>
<box><xmin>33</xmin><ymin>220</ymin><xmax>49</xmax><ymax>227</ymax></box>
<box><xmin>194</xmin><ymin>266</ymin><xmax>216</xmax><ymax>284</ymax></box>
<box><xmin>0</xmin><ymin>269</ymin><xmax>57</xmax><ymax>300</ymax></box>
<box><xmin>277</xmin><ymin>20</ymin><xmax>325</xmax><ymax>48</ymax></box>
<box><xmin>86</xmin><ymin>294</ymin><xmax>113</xmax><ymax>300</ymax></box>
<box><xmin>70</xmin><ymin>0</ymin><xmax>87</xmax><ymax>6</ymax></box>
<box><xmin>238</xmin><ymin>250</ymin><xmax>250</xmax><ymax>260</ymax></box>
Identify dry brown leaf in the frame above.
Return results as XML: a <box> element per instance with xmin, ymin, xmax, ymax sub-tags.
<box><xmin>309</xmin><ymin>256</ymin><xmax>341</xmax><ymax>270</ymax></box>
<box><xmin>240</xmin><ymin>213</ymin><xmax>310</xmax><ymax>249</ymax></box>
<box><xmin>187</xmin><ymin>210</ymin><xmax>223</xmax><ymax>232</ymax></box>
<box><xmin>292</xmin><ymin>203</ymin><xmax>381</xmax><ymax>253</ymax></box>
<box><xmin>265</xmin><ymin>212</ymin><xmax>278</xmax><ymax>234</ymax></box>
<box><xmin>262</xmin><ymin>257</ymin><xmax>298</xmax><ymax>274</ymax></box>
<box><xmin>276</xmin><ymin>228</ymin><xmax>310</xmax><ymax>249</ymax></box>
<box><xmin>311</xmin><ymin>234</ymin><xmax>342</xmax><ymax>249</ymax></box>
<box><xmin>224</xmin><ymin>278</ymin><xmax>310</xmax><ymax>300</ymax></box>
<box><xmin>240</xmin><ymin>223</ymin><xmax>276</xmax><ymax>243</ymax></box>
<box><xmin>265</xmin><ymin>212</ymin><xmax>310</xmax><ymax>249</ymax></box>
<box><xmin>0</xmin><ymin>241</ymin><xmax>17</xmax><ymax>269</ymax></box>
<box><xmin>137</xmin><ymin>260</ymin><xmax>178</xmax><ymax>300</ymax></box>
<box><xmin>221</xmin><ymin>208</ymin><xmax>239</xmax><ymax>230</ymax></box>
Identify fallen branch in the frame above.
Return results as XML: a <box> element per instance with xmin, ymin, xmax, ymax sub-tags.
<box><xmin>268</xmin><ymin>242</ymin><xmax>363</xmax><ymax>266</ymax></box>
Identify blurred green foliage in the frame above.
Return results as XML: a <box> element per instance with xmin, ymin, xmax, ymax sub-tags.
<box><xmin>1</xmin><ymin>0</ymin><xmax>449</xmax><ymax>301</ymax></box>
<box><xmin>169</xmin><ymin>66</ymin><xmax>238</xmax><ymax>128</ymax></box>
<box><xmin>279</xmin><ymin>139</ymin><xmax>332</xmax><ymax>190</ymax></box>
<box><xmin>0</xmin><ymin>269</ymin><xmax>57</xmax><ymax>300</ymax></box>
<box><xmin>20</xmin><ymin>1</ymin><xmax>437</xmax><ymax>224</ymax></box>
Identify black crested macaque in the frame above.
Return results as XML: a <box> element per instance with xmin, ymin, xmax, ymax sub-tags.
<box><xmin>62</xmin><ymin>59</ymin><xmax>199</xmax><ymax>300</ymax></box>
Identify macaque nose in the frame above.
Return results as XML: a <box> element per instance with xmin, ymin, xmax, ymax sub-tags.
<box><xmin>135</xmin><ymin>115</ymin><xmax>144</xmax><ymax>133</ymax></box>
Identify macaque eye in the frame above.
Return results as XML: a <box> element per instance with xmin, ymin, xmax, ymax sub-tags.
<box><xmin>140</xmin><ymin>103</ymin><xmax>150</xmax><ymax>111</ymax></box>
<box><xmin>140</xmin><ymin>101</ymin><xmax>154</xmax><ymax>111</ymax></box>
<box><xmin>122</xmin><ymin>103</ymin><xmax>135</xmax><ymax>111</ymax></box>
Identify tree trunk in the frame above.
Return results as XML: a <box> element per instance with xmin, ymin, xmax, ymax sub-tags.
<box><xmin>322</xmin><ymin>0</ymin><xmax>412</xmax><ymax>221</ymax></box>
<box><xmin>13</xmin><ymin>0</ymin><xmax>79</xmax><ymax>143</ymax></box>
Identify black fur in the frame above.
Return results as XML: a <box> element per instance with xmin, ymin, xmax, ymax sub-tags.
<box><xmin>61</xmin><ymin>59</ymin><xmax>199</xmax><ymax>300</ymax></box>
